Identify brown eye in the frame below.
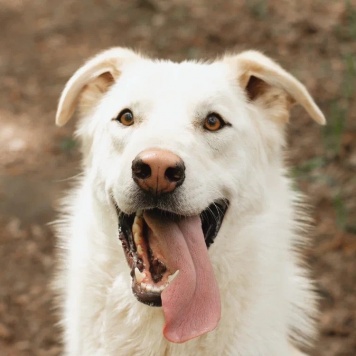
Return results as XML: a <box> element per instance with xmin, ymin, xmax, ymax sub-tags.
<box><xmin>203</xmin><ymin>113</ymin><xmax>225</xmax><ymax>132</ymax></box>
<box><xmin>116</xmin><ymin>109</ymin><xmax>134</xmax><ymax>126</ymax></box>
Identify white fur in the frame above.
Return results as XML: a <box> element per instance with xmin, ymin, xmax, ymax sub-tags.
<box><xmin>54</xmin><ymin>48</ymin><xmax>324</xmax><ymax>355</ymax></box>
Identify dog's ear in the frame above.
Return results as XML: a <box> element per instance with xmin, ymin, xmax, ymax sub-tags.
<box><xmin>55</xmin><ymin>48</ymin><xmax>139</xmax><ymax>126</ymax></box>
<box><xmin>226</xmin><ymin>51</ymin><xmax>326</xmax><ymax>125</ymax></box>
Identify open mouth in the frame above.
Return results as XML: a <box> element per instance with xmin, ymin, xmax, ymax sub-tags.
<box><xmin>117</xmin><ymin>200</ymin><xmax>228</xmax><ymax>343</ymax></box>
<box><xmin>118</xmin><ymin>201</ymin><xmax>228</xmax><ymax>306</ymax></box>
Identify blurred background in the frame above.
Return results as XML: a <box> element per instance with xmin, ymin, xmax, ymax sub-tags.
<box><xmin>0</xmin><ymin>0</ymin><xmax>355</xmax><ymax>355</ymax></box>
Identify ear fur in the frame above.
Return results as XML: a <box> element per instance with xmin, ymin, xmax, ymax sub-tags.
<box><xmin>55</xmin><ymin>47</ymin><xmax>140</xmax><ymax>126</ymax></box>
<box><xmin>226</xmin><ymin>51</ymin><xmax>326</xmax><ymax>125</ymax></box>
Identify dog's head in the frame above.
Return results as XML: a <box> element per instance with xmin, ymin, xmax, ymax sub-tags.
<box><xmin>56</xmin><ymin>48</ymin><xmax>325</xmax><ymax>343</ymax></box>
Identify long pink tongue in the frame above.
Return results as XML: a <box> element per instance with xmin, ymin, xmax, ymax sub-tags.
<box><xmin>144</xmin><ymin>213</ymin><xmax>221</xmax><ymax>343</ymax></box>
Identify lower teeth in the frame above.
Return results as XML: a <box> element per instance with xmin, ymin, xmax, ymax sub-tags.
<box><xmin>167</xmin><ymin>270</ymin><xmax>179</xmax><ymax>283</ymax></box>
<box><xmin>132</xmin><ymin>211</ymin><xmax>180</xmax><ymax>294</ymax></box>
<box><xmin>136</xmin><ymin>269</ymin><xmax>179</xmax><ymax>293</ymax></box>
<box><xmin>134</xmin><ymin>267</ymin><xmax>146</xmax><ymax>283</ymax></box>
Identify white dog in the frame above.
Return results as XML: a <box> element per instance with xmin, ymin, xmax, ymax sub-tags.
<box><xmin>54</xmin><ymin>48</ymin><xmax>325</xmax><ymax>356</ymax></box>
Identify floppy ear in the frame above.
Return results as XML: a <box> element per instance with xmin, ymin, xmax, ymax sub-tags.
<box><xmin>55</xmin><ymin>47</ymin><xmax>139</xmax><ymax>126</ymax></box>
<box><xmin>226</xmin><ymin>51</ymin><xmax>326</xmax><ymax>125</ymax></box>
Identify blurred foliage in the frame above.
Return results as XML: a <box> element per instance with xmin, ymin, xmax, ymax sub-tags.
<box><xmin>333</xmin><ymin>192</ymin><xmax>348</xmax><ymax>231</ymax></box>
<box><xmin>247</xmin><ymin>0</ymin><xmax>269</xmax><ymax>19</ymax></box>
<box><xmin>335</xmin><ymin>0</ymin><xmax>356</xmax><ymax>40</ymax></box>
<box><xmin>323</xmin><ymin>54</ymin><xmax>356</xmax><ymax>156</ymax></box>
<box><xmin>292</xmin><ymin>157</ymin><xmax>326</xmax><ymax>178</ymax></box>
<box><xmin>60</xmin><ymin>137</ymin><xmax>77</xmax><ymax>153</ymax></box>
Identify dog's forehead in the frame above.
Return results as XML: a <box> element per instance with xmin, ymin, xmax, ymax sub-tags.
<box><xmin>115</xmin><ymin>59</ymin><xmax>235</xmax><ymax>103</ymax></box>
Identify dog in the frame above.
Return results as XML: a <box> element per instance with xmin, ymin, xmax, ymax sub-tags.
<box><xmin>54</xmin><ymin>48</ymin><xmax>325</xmax><ymax>355</ymax></box>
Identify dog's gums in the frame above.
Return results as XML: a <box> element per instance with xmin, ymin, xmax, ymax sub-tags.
<box><xmin>118</xmin><ymin>202</ymin><xmax>228</xmax><ymax>307</ymax></box>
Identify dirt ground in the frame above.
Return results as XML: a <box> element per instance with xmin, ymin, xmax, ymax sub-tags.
<box><xmin>0</xmin><ymin>1</ymin><xmax>355</xmax><ymax>355</ymax></box>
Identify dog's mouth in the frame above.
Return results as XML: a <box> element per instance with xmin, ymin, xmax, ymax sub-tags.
<box><xmin>117</xmin><ymin>200</ymin><xmax>228</xmax><ymax>343</ymax></box>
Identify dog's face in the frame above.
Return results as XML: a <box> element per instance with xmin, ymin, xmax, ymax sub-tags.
<box><xmin>56</xmin><ymin>48</ymin><xmax>325</xmax><ymax>343</ymax></box>
<box><xmin>91</xmin><ymin>60</ymin><xmax>244</xmax><ymax>216</ymax></box>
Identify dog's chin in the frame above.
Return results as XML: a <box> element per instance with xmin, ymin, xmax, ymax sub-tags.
<box><xmin>115</xmin><ymin>200</ymin><xmax>229</xmax><ymax>307</ymax></box>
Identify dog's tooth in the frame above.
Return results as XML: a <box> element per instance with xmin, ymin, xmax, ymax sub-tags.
<box><xmin>132</xmin><ymin>224</ymin><xmax>139</xmax><ymax>235</ymax></box>
<box><xmin>133</xmin><ymin>231</ymin><xmax>140</xmax><ymax>244</ymax></box>
<box><xmin>134</xmin><ymin>215</ymin><xmax>143</xmax><ymax>228</ymax></box>
<box><xmin>136</xmin><ymin>222</ymin><xmax>143</xmax><ymax>231</ymax></box>
<box><xmin>145</xmin><ymin>284</ymin><xmax>153</xmax><ymax>292</ymax></box>
<box><xmin>137</xmin><ymin>244</ymin><xmax>143</xmax><ymax>255</ymax></box>
<box><xmin>167</xmin><ymin>270</ymin><xmax>180</xmax><ymax>284</ymax></box>
<box><xmin>136</xmin><ymin>209</ymin><xmax>143</xmax><ymax>217</ymax></box>
<box><xmin>134</xmin><ymin>267</ymin><xmax>145</xmax><ymax>284</ymax></box>
<box><xmin>152</xmin><ymin>286</ymin><xmax>161</xmax><ymax>293</ymax></box>
<box><xmin>132</xmin><ymin>215</ymin><xmax>143</xmax><ymax>234</ymax></box>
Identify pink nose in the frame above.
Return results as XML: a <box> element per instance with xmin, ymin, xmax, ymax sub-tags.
<box><xmin>131</xmin><ymin>149</ymin><xmax>185</xmax><ymax>195</ymax></box>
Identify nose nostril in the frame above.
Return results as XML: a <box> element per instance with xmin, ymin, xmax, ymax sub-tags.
<box><xmin>132</xmin><ymin>150</ymin><xmax>186</xmax><ymax>193</ymax></box>
<box><xmin>132</xmin><ymin>161</ymin><xmax>151</xmax><ymax>180</ymax></box>
<box><xmin>165</xmin><ymin>165</ymin><xmax>185</xmax><ymax>183</ymax></box>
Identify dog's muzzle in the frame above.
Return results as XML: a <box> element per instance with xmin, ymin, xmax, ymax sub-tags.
<box><xmin>115</xmin><ymin>148</ymin><xmax>229</xmax><ymax>343</ymax></box>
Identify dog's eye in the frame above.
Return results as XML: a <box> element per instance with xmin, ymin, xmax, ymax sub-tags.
<box><xmin>203</xmin><ymin>113</ymin><xmax>225</xmax><ymax>132</ymax></box>
<box><xmin>116</xmin><ymin>109</ymin><xmax>134</xmax><ymax>126</ymax></box>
